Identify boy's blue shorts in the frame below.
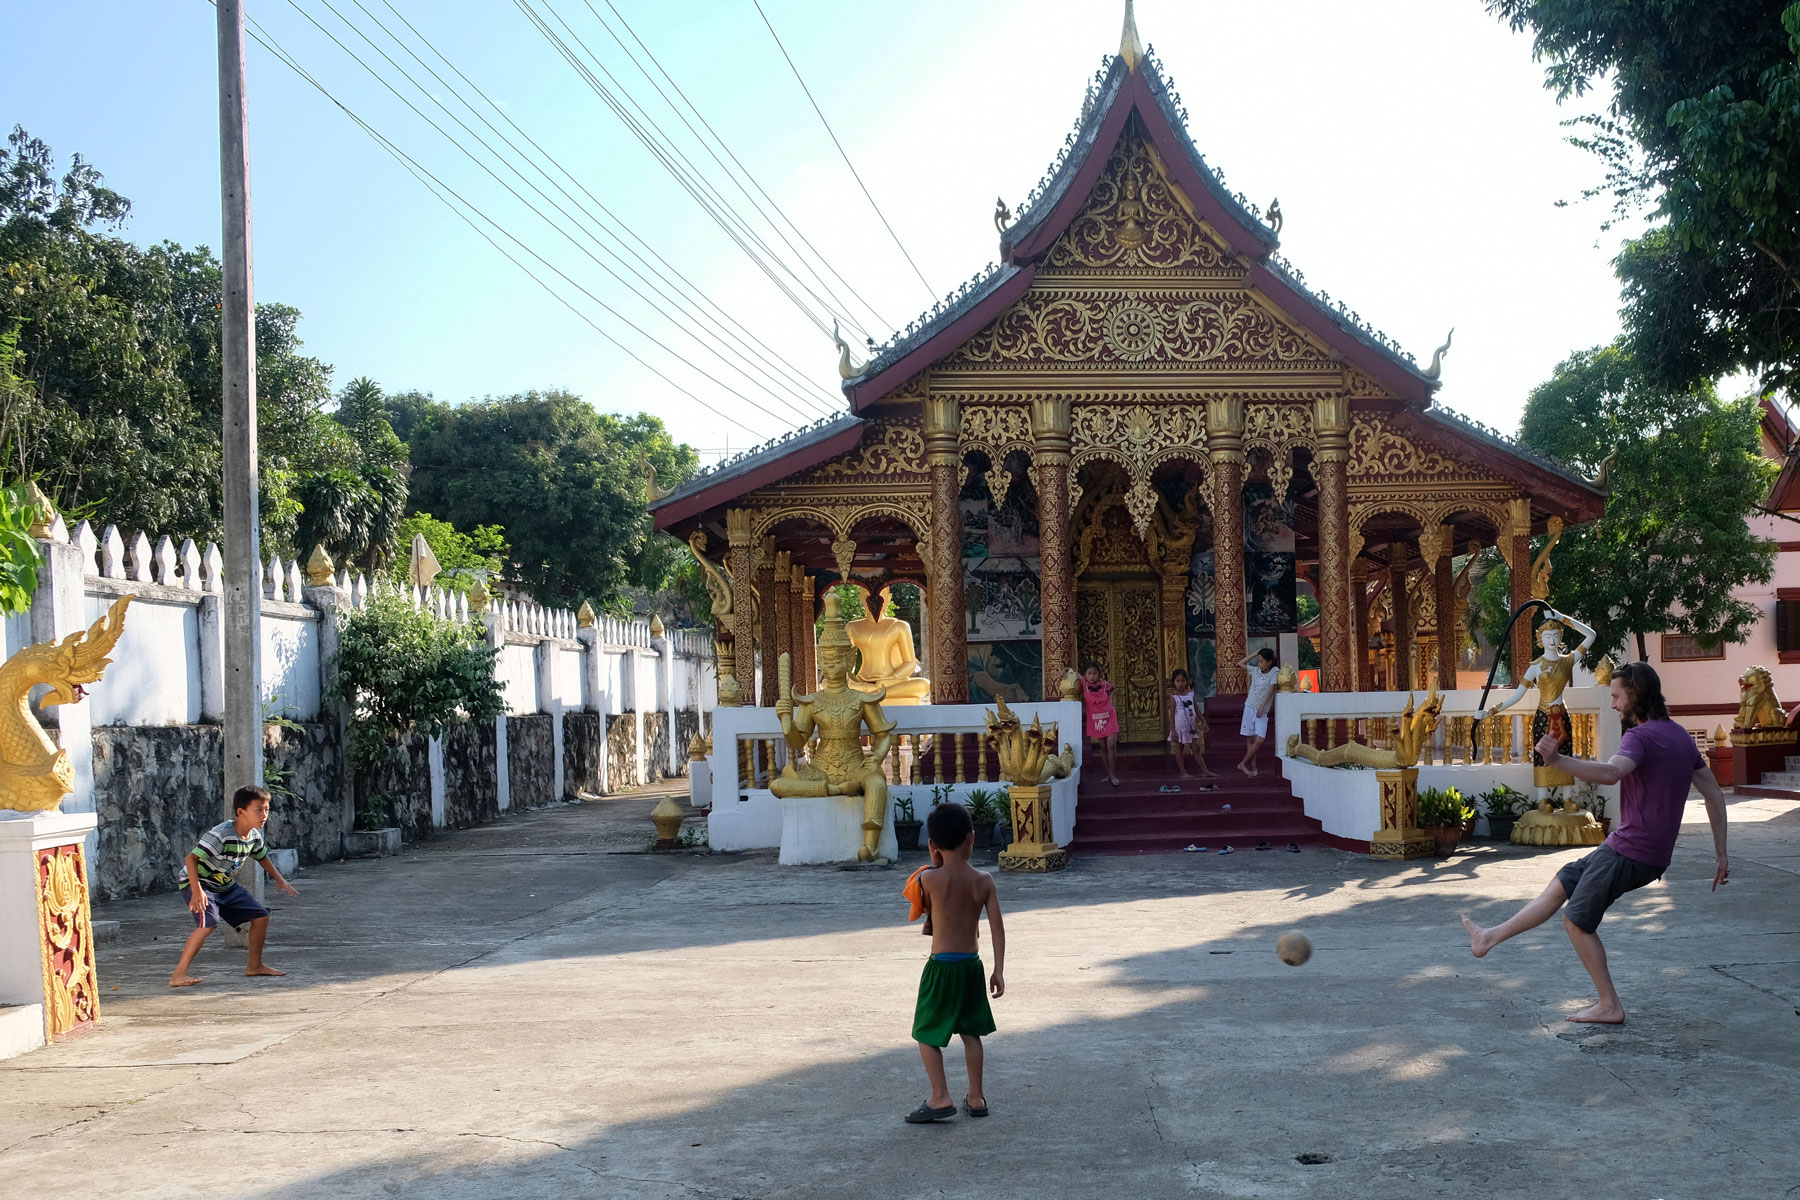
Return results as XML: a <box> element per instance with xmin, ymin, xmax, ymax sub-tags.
<box><xmin>182</xmin><ymin>883</ymin><xmax>269</xmax><ymax>929</ymax></box>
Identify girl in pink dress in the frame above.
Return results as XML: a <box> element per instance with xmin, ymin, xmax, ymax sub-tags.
<box><xmin>1082</xmin><ymin>662</ymin><xmax>1122</xmax><ymax>787</ymax></box>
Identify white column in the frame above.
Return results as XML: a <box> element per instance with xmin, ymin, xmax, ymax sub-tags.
<box><xmin>654</xmin><ymin>628</ymin><xmax>677</xmax><ymax>777</ymax></box>
<box><xmin>488</xmin><ymin>608</ymin><xmax>510</xmax><ymax>811</ymax></box>
<box><xmin>535</xmin><ymin>639</ymin><xmax>564</xmax><ymax>802</ymax></box>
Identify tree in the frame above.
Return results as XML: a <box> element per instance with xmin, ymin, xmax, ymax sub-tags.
<box><xmin>290</xmin><ymin>377</ymin><xmax>409</xmax><ymax>570</ymax></box>
<box><xmin>1514</xmin><ymin>343</ymin><xmax>1777</xmax><ymax>662</ymax></box>
<box><xmin>389</xmin><ymin>511</ymin><xmax>509</xmax><ymax>592</ymax></box>
<box><xmin>404</xmin><ymin>391</ymin><xmax>696</xmax><ymax>608</ymax></box>
<box><xmin>1488</xmin><ymin>2</ymin><xmax>1800</xmax><ymax>400</ymax></box>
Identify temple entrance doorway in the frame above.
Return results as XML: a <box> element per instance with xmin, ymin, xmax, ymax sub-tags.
<box><xmin>1075</xmin><ymin>578</ymin><xmax>1163</xmax><ymax>742</ymax></box>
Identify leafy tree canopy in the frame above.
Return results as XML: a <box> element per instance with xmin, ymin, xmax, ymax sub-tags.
<box><xmin>390</xmin><ymin>511</ymin><xmax>509</xmax><ymax>592</ymax></box>
<box><xmin>1514</xmin><ymin>343</ymin><xmax>1778</xmax><ymax>662</ymax></box>
<box><xmin>1489</xmin><ymin>1</ymin><xmax>1800</xmax><ymax>400</ymax></box>
<box><xmin>401</xmin><ymin>390</ymin><xmax>696</xmax><ymax>609</ymax></box>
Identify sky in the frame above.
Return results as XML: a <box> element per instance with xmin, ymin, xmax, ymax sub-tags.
<box><xmin>4</xmin><ymin>1</ymin><xmax>1641</xmax><ymax>465</ymax></box>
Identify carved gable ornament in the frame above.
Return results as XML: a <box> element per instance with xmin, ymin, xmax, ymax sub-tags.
<box><xmin>1045</xmin><ymin>128</ymin><xmax>1240</xmax><ymax>273</ymax></box>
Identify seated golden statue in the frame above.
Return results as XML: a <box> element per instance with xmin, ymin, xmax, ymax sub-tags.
<box><xmin>774</xmin><ymin>592</ymin><xmax>897</xmax><ymax>862</ymax></box>
<box><xmin>1511</xmin><ymin>798</ymin><xmax>1605</xmax><ymax>846</ymax></box>
<box><xmin>846</xmin><ymin>585</ymin><xmax>930</xmax><ymax>705</ymax></box>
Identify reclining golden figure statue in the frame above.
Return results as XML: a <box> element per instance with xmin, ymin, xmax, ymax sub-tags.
<box><xmin>772</xmin><ymin>591</ymin><xmax>896</xmax><ymax>862</ymax></box>
<box><xmin>1284</xmin><ymin>688</ymin><xmax>1444</xmax><ymax>771</ymax></box>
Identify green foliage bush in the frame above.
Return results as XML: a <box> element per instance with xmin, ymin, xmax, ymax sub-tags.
<box><xmin>330</xmin><ymin>588</ymin><xmax>506</xmax><ymax>825</ymax></box>
<box><xmin>1417</xmin><ymin>786</ymin><xmax>1474</xmax><ymax>829</ymax></box>
<box><xmin>0</xmin><ymin>480</ymin><xmax>43</xmax><ymax>616</ymax></box>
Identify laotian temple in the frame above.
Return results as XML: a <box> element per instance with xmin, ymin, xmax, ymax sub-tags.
<box><xmin>652</xmin><ymin>6</ymin><xmax>1604</xmax><ymax>736</ymax></box>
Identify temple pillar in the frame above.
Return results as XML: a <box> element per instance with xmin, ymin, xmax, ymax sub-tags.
<box><xmin>1208</xmin><ymin>396</ymin><xmax>1248</xmax><ymax>695</ymax></box>
<box><xmin>756</xmin><ymin>537</ymin><xmax>778</xmax><ymax>707</ymax></box>
<box><xmin>789</xmin><ymin>563</ymin><xmax>812</xmax><ymax>693</ymax></box>
<box><xmin>1429</xmin><ymin>525</ymin><xmax>1458</xmax><ymax>692</ymax></box>
<box><xmin>1389</xmin><ymin>542</ymin><xmax>1412</xmax><ymax>693</ymax></box>
<box><xmin>772</xmin><ymin>550</ymin><xmax>792</xmax><ymax>693</ymax></box>
<box><xmin>1506</xmin><ymin>498</ymin><xmax>1533</xmax><ymax>682</ymax></box>
<box><xmin>1351</xmin><ymin>561</ymin><xmax>1372</xmax><ymax>692</ymax></box>
<box><xmin>923</xmin><ymin>392</ymin><xmax>968</xmax><ymax>703</ymax></box>
<box><xmin>1313</xmin><ymin>395</ymin><xmax>1353</xmax><ymax>692</ymax></box>
<box><xmin>1159</xmin><ymin>568</ymin><xmax>1186</xmax><ymax>722</ymax></box>
<box><xmin>1031</xmin><ymin>395</ymin><xmax>1075</xmax><ymax>699</ymax></box>
<box><xmin>725</xmin><ymin>509</ymin><xmax>757</xmax><ymax>698</ymax></box>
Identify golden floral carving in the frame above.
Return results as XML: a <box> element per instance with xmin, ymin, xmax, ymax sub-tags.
<box><xmin>949</xmin><ymin>289</ymin><xmax>1326</xmax><ymax>369</ymax></box>
<box><xmin>1070</xmin><ymin>403</ymin><xmax>1208</xmax><ymax>537</ymax></box>
<box><xmin>794</xmin><ymin>420</ymin><xmax>928</xmax><ymax>483</ymax></box>
<box><xmin>1243</xmin><ymin>402</ymin><xmax>1313</xmax><ymax>496</ymax></box>
<box><xmin>1044</xmin><ymin>130</ymin><xmax>1238</xmax><ymax>272</ymax></box>
<box><xmin>37</xmin><ymin>844</ymin><xmax>98</xmax><ymax>1040</ymax></box>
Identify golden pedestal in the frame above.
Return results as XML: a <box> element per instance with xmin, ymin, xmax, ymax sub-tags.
<box><xmin>649</xmin><ymin>795</ymin><xmax>685</xmax><ymax>849</ymax></box>
<box><xmin>1370</xmin><ymin>767</ymin><xmax>1433</xmax><ymax>860</ymax></box>
<box><xmin>997</xmin><ymin>784</ymin><xmax>1067</xmax><ymax>872</ymax></box>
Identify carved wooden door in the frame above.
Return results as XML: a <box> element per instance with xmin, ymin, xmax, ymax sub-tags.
<box><xmin>1076</xmin><ymin>579</ymin><xmax>1165</xmax><ymax>743</ymax></box>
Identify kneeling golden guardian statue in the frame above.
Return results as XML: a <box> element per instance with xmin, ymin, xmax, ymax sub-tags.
<box><xmin>773</xmin><ymin>591</ymin><xmax>896</xmax><ymax>862</ymax></box>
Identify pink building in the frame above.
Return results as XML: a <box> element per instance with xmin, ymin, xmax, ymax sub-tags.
<box><xmin>1654</xmin><ymin>402</ymin><xmax>1800</xmax><ymax>740</ymax></box>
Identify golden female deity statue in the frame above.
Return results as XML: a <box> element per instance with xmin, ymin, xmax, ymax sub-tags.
<box><xmin>845</xmin><ymin>586</ymin><xmax>930</xmax><ymax>705</ymax></box>
<box><xmin>1479</xmin><ymin>608</ymin><xmax>1596</xmax><ymax>788</ymax></box>
<box><xmin>773</xmin><ymin>591</ymin><xmax>897</xmax><ymax>861</ymax></box>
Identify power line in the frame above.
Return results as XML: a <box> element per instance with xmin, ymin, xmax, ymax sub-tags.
<box><xmin>304</xmin><ymin>0</ymin><xmax>834</xmax><ymax>426</ymax></box>
<box><xmin>587</xmin><ymin>0</ymin><xmax>893</xmax><ymax>335</ymax></box>
<box><xmin>285</xmin><ymin>0</ymin><xmax>814</xmax><ymax>429</ymax></box>
<box><xmin>374</xmin><ymin>0</ymin><xmax>843</xmax><ymax>414</ymax></box>
<box><xmin>231</xmin><ymin>4</ymin><xmax>777</xmax><ymax>439</ymax></box>
<box><xmin>749</xmin><ymin>0</ymin><xmax>937</xmax><ymax>303</ymax></box>
<box><xmin>516</xmin><ymin>0</ymin><xmax>877</xmax><ymax>345</ymax></box>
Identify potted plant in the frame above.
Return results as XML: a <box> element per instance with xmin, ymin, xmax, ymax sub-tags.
<box><xmin>965</xmin><ymin>788</ymin><xmax>1002</xmax><ymax>849</ymax></box>
<box><xmin>1417</xmin><ymin>786</ymin><xmax>1474</xmax><ymax>857</ymax></box>
<box><xmin>1481</xmin><ymin>786</ymin><xmax>1527</xmax><ymax>842</ymax></box>
<box><xmin>892</xmin><ymin>793</ymin><xmax>923</xmax><ymax>852</ymax></box>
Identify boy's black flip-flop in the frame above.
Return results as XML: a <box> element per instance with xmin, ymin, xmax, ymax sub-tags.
<box><xmin>905</xmin><ymin>1103</ymin><xmax>957</xmax><ymax>1124</ymax></box>
<box><xmin>963</xmin><ymin>1102</ymin><xmax>989</xmax><ymax>1118</ymax></box>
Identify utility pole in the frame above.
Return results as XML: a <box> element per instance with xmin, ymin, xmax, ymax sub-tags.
<box><xmin>217</xmin><ymin>0</ymin><xmax>263</xmax><ymax>816</ymax></box>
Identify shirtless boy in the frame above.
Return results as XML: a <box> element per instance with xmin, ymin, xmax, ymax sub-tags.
<box><xmin>906</xmin><ymin>803</ymin><xmax>1006</xmax><ymax>1124</ymax></box>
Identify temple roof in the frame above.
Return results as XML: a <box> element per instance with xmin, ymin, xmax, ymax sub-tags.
<box><xmin>842</xmin><ymin>46</ymin><xmax>1440</xmax><ymax>410</ymax></box>
<box><xmin>650</xmin><ymin>413</ymin><xmax>863</xmax><ymax>527</ymax></box>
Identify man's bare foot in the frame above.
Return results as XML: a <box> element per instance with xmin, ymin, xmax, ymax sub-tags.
<box><xmin>169</xmin><ymin>973</ymin><xmax>202</xmax><ymax>988</ymax></box>
<box><xmin>1566</xmin><ymin>1002</ymin><xmax>1625</xmax><ymax>1024</ymax></box>
<box><xmin>244</xmin><ymin>965</ymin><xmax>286</xmax><ymax>978</ymax></box>
<box><xmin>1460</xmin><ymin>911</ymin><xmax>1497</xmax><ymax>958</ymax></box>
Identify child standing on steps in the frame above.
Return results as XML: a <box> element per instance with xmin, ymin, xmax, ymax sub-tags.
<box><xmin>1166</xmin><ymin>669</ymin><xmax>1217</xmax><ymax>782</ymax></box>
<box><xmin>905</xmin><ymin>802</ymin><xmax>1005</xmax><ymax>1124</ymax></box>
<box><xmin>1081</xmin><ymin>661</ymin><xmax>1122</xmax><ymax>786</ymax></box>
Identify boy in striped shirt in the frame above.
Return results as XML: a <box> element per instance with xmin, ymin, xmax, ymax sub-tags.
<box><xmin>169</xmin><ymin>785</ymin><xmax>300</xmax><ymax>988</ymax></box>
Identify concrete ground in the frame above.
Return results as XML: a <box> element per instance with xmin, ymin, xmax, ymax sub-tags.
<box><xmin>2</xmin><ymin>785</ymin><xmax>1797</xmax><ymax>1200</ymax></box>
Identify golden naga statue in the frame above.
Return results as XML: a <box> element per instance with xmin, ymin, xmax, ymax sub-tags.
<box><xmin>1512</xmin><ymin>798</ymin><xmax>1605</xmax><ymax>847</ymax></box>
<box><xmin>1480</xmin><ymin>607</ymin><xmax>1597</xmax><ymax>788</ymax></box>
<box><xmin>0</xmin><ymin>594</ymin><xmax>133</xmax><ymax>812</ymax></box>
<box><xmin>1734</xmin><ymin>665</ymin><xmax>1785</xmax><ymax>731</ymax></box>
<box><xmin>772</xmin><ymin>591</ymin><xmax>896</xmax><ymax>862</ymax></box>
<box><xmin>1286</xmin><ymin>688</ymin><xmax>1443</xmax><ymax>771</ymax></box>
<box><xmin>846</xmin><ymin>586</ymin><xmax>930</xmax><ymax>705</ymax></box>
<box><xmin>984</xmin><ymin>697</ymin><xmax>1076</xmax><ymax>785</ymax></box>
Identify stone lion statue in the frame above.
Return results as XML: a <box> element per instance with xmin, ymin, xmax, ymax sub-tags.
<box><xmin>1734</xmin><ymin>665</ymin><xmax>1785</xmax><ymax>731</ymax></box>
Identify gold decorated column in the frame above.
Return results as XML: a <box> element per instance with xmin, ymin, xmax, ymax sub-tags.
<box><xmin>725</xmin><ymin>509</ymin><xmax>757</xmax><ymax>697</ymax></box>
<box><xmin>756</xmin><ymin>537</ymin><xmax>778</xmax><ymax>707</ymax></box>
<box><xmin>1208</xmin><ymin>395</ymin><xmax>1249</xmax><ymax>695</ymax></box>
<box><xmin>789</xmin><ymin>563</ymin><xmax>812</xmax><ymax>693</ymax></box>
<box><xmin>1428</xmin><ymin>525</ymin><xmax>1458</xmax><ymax>691</ymax></box>
<box><xmin>1505</xmin><ymin>498</ymin><xmax>1534</xmax><ymax>683</ymax></box>
<box><xmin>1031</xmin><ymin>395</ymin><xmax>1075</xmax><ymax>700</ymax></box>
<box><xmin>923</xmin><ymin>391</ymin><xmax>968</xmax><ymax>703</ymax></box>
<box><xmin>1388</xmin><ymin>541</ymin><xmax>1412</xmax><ymax>692</ymax></box>
<box><xmin>772</xmin><ymin>550</ymin><xmax>793</xmax><ymax>696</ymax></box>
<box><xmin>1313</xmin><ymin>395</ymin><xmax>1353</xmax><ymax>692</ymax></box>
<box><xmin>1351</xmin><ymin>560</ymin><xmax>1372</xmax><ymax>692</ymax></box>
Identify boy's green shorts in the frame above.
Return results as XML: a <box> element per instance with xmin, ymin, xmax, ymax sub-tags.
<box><xmin>912</xmin><ymin>955</ymin><xmax>996</xmax><ymax>1047</ymax></box>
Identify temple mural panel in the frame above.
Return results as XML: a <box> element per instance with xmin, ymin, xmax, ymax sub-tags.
<box><xmin>962</xmin><ymin>458</ymin><xmax>1042</xmax><ymax>701</ymax></box>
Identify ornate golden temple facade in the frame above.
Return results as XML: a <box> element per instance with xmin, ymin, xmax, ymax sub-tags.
<box><xmin>653</xmin><ymin>16</ymin><xmax>1603</xmax><ymax>729</ymax></box>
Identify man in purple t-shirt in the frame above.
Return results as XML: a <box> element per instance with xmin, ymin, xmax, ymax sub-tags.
<box><xmin>1461</xmin><ymin>662</ymin><xmax>1730</xmax><ymax>1024</ymax></box>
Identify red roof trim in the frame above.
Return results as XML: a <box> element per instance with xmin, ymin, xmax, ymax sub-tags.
<box><xmin>846</xmin><ymin>266</ymin><xmax>1038</xmax><ymax>411</ymax></box>
<box><xmin>650</xmin><ymin>423</ymin><xmax>865</xmax><ymax>530</ymax></box>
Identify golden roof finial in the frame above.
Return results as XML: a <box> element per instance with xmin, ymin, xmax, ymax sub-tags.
<box><xmin>24</xmin><ymin>480</ymin><xmax>55</xmax><ymax>539</ymax></box>
<box><xmin>305</xmin><ymin>544</ymin><xmax>336</xmax><ymax>588</ymax></box>
<box><xmin>1119</xmin><ymin>0</ymin><xmax>1144</xmax><ymax>71</ymax></box>
<box><xmin>649</xmin><ymin>613</ymin><xmax>665</xmax><ymax>637</ymax></box>
<box><xmin>577</xmin><ymin>600</ymin><xmax>595</xmax><ymax>627</ymax></box>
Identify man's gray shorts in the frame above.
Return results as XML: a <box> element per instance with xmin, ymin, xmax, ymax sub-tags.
<box><xmin>1556</xmin><ymin>844</ymin><xmax>1663</xmax><ymax>933</ymax></box>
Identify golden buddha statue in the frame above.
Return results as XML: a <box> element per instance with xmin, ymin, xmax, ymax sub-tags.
<box><xmin>1478</xmin><ymin>607</ymin><xmax>1596</xmax><ymax>788</ymax></box>
<box><xmin>845</xmin><ymin>586</ymin><xmax>931</xmax><ymax>705</ymax></box>
<box><xmin>773</xmin><ymin>591</ymin><xmax>898</xmax><ymax>862</ymax></box>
